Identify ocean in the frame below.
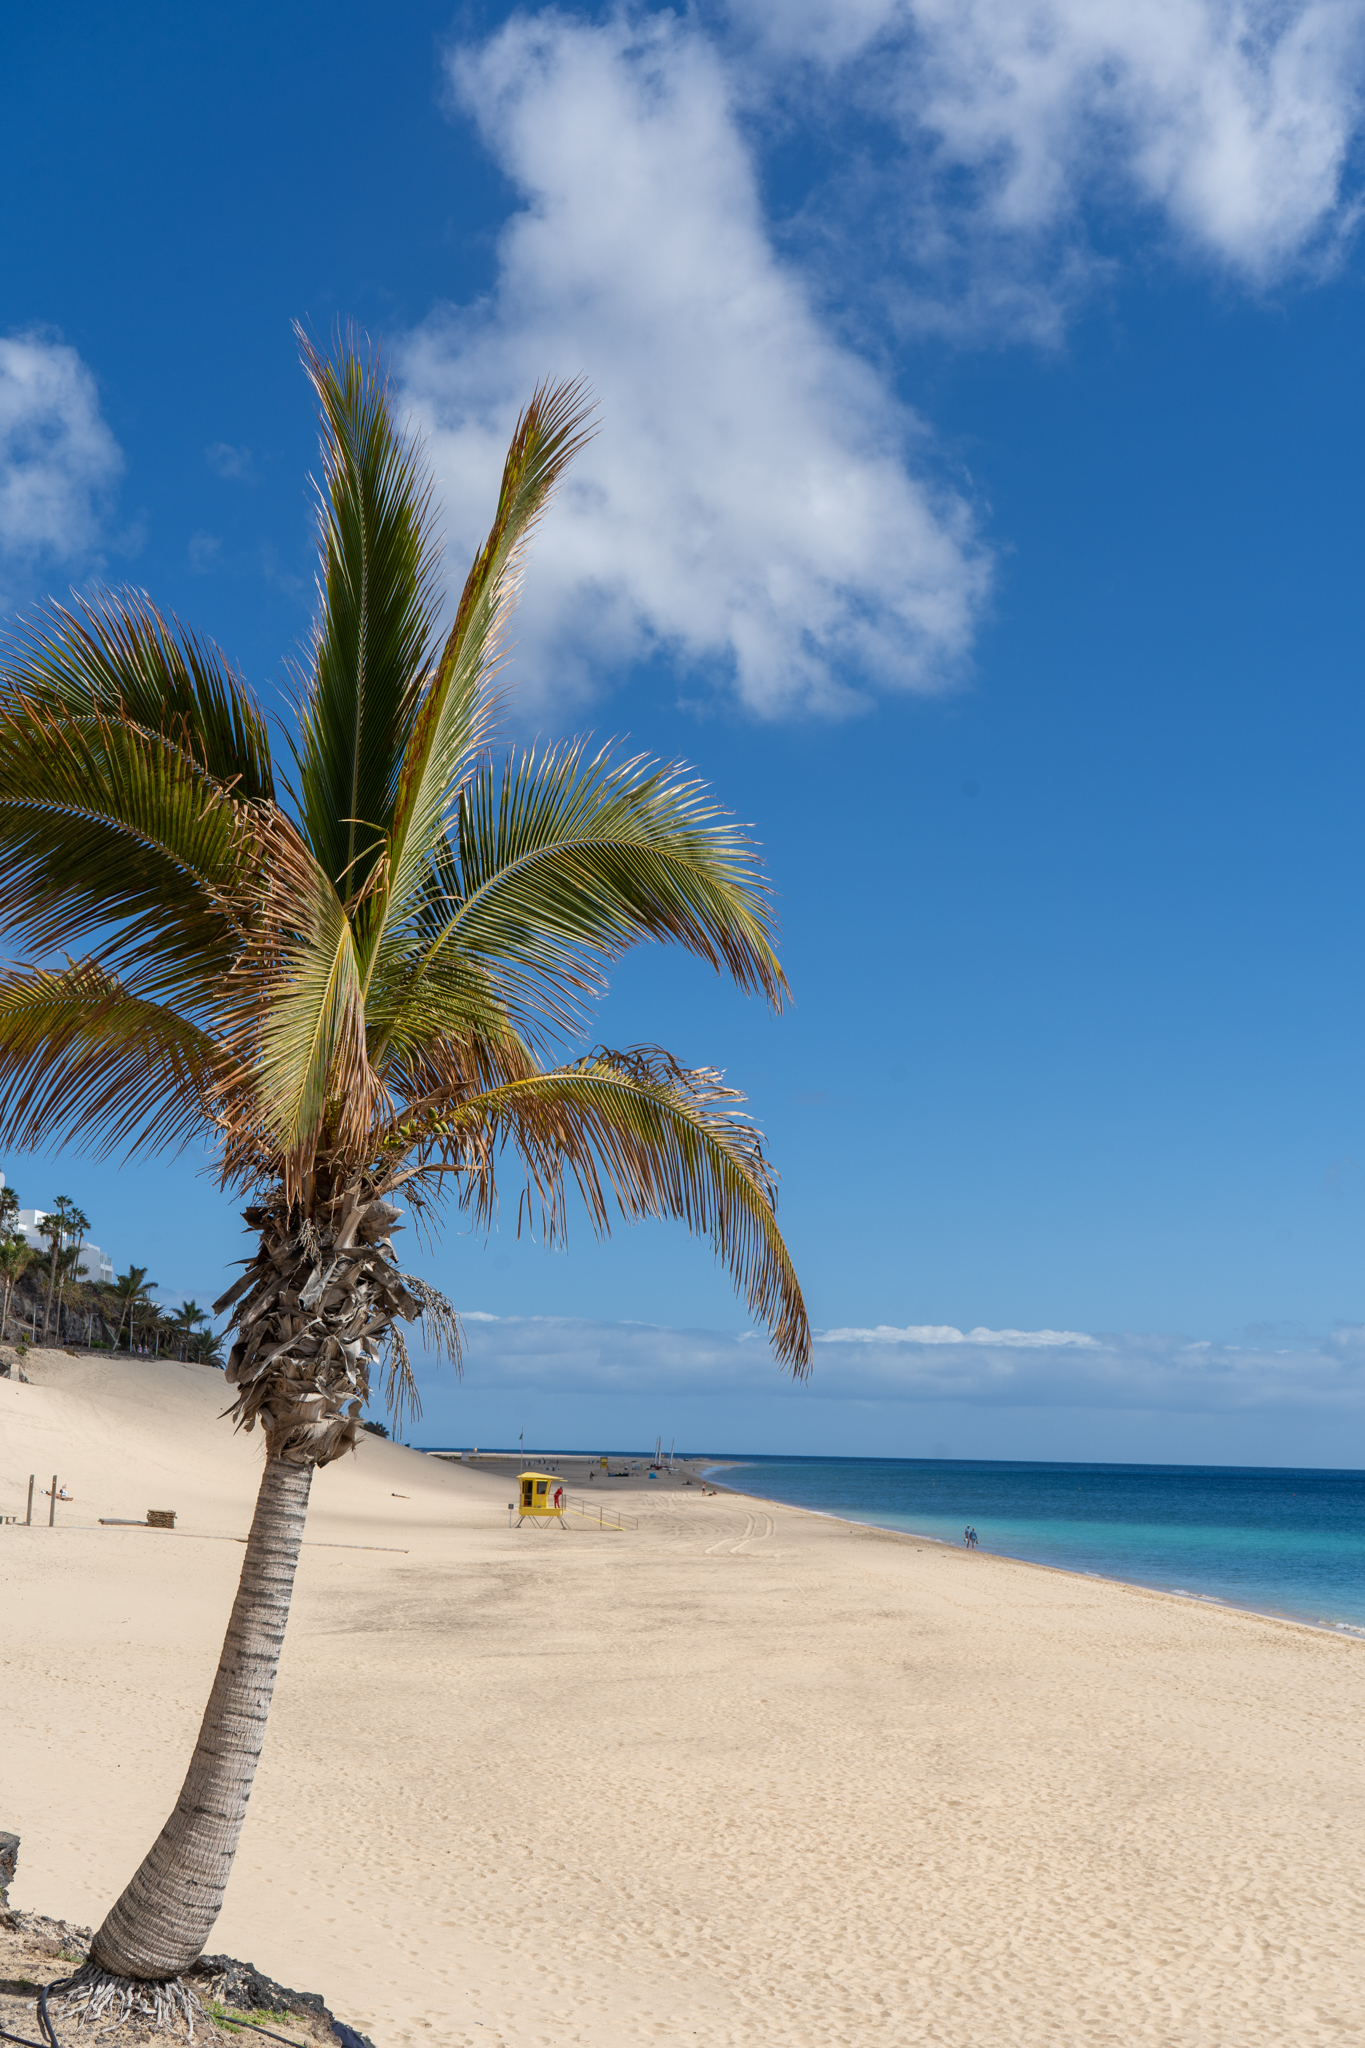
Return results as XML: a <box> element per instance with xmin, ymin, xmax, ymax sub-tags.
<box><xmin>701</xmin><ymin>1455</ymin><xmax>1365</xmax><ymax>1636</ymax></box>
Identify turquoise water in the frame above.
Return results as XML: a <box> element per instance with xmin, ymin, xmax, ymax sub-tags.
<box><xmin>702</xmin><ymin>1456</ymin><xmax>1365</xmax><ymax>1634</ymax></box>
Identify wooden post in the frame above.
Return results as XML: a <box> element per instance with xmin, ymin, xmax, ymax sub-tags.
<box><xmin>48</xmin><ymin>1474</ymin><xmax>56</xmax><ymax>1527</ymax></box>
<box><xmin>25</xmin><ymin>1474</ymin><xmax>34</xmax><ymax>1525</ymax></box>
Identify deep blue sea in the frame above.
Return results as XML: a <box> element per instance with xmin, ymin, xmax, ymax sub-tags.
<box><xmin>701</xmin><ymin>1455</ymin><xmax>1365</xmax><ymax>1635</ymax></box>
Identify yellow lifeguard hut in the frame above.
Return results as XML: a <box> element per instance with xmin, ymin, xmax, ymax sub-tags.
<box><xmin>517</xmin><ymin>1471</ymin><xmax>568</xmax><ymax>1529</ymax></box>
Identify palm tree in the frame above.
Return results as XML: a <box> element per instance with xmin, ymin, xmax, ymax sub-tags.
<box><xmin>192</xmin><ymin>1323</ymin><xmax>225</xmax><ymax>1368</ymax></box>
<box><xmin>37</xmin><ymin>1194</ymin><xmax>80</xmax><ymax>1342</ymax></box>
<box><xmin>130</xmin><ymin>1297</ymin><xmax>162</xmax><ymax>1357</ymax></box>
<box><xmin>0</xmin><ymin>1232</ymin><xmax>31</xmax><ymax>1340</ymax></box>
<box><xmin>55</xmin><ymin>1200</ymin><xmax>90</xmax><ymax>1342</ymax></box>
<box><xmin>109</xmin><ymin>1264</ymin><xmax>156</xmax><ymax>1353</ymax></box>
<box><xmin>0</xmin><ymin>334</ymin><xmax>808</xmax><ymax>2001</ymax></box>
<box><xmin>170</xmin><ymin>1298</ymin><xmax>208</xmax><ymax>1360</ymax></box>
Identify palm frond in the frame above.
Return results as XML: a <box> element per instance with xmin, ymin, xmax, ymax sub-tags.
<box><xmin>0</xmin><ymin>961</ymin><xmax>217</xmax><ymax>1156</ymax></box>
<box><xmin>376</xmin><ymin>380</ymin><xmax>595</xmax><ymax>959</ymax></box>
<box><xmin>290</xmin><ymin>328</ymin><xmax>444</xmax><ymax>900</ymax></box>
<box><xmin>1</xmin><ymin>588</ymin><xmax>275</xmax><ymax>799</ymax></box>
<box><xmin>240</xmin><ymin>841</ymin><xmax>377</xmax><ymax>1176</ymax></box>
<box><xmin>378</xmin><ymin>1321</ymin><xmax>422</xmax><ymax>1438</ymax></box>
<box><xmin>400</xmin><ymin>1046</ymin><xmax>810</xmax><ymax>1372</ymax></box>
<box><xmin>0</xmin><ymin>693</ymin><xmax>267</xmax><ymax>1008</ymax></box>
<box><xmin>473</xmin><ymin>743</ymin><xmax>780</xmax><ymax>1017</ymax></box>
<box><xmin>364</xmin><ymin>942</ymin><xmax>527</xmax><ymax>1081</ymax></box>
<box><xmin>368</xmin><ymin>741</ymin><xmax>784</xmax><ymax>1063</ymax></box>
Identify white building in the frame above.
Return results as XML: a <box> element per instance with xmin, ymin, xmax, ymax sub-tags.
<box><xmin>0</xmin><ymin>1175</ymin><xmax>115</xmax><ymax>1285</ymax></box>
<box><xmin>12</xmin><ymin>1213</ymin><xmax>114</xmax><ymax>1285</ymax></box>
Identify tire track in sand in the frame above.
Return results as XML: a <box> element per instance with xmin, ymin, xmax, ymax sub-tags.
<box><xmin>704</xmin><ymin>1510</ymin><xmax>776</xmax><ymax>1557</ymax></box>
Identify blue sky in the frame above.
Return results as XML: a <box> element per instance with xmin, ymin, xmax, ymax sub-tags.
<box><xmin>4</xmin><ymin>0</ymin><xmax>1365</xmax><ymax>1463</ymax></box>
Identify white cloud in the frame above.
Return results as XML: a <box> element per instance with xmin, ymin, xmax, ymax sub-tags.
<box><xmin>188</xmin><ymin>531</ymin><xmax>222</xmax><ymax>572</ymax></box>
<box><xmin>821</xmin><ymin>1322</ymin><xmax>1100</xmax><ymax>1347</ymax></box>
<box><xmin>400</xmin><ymin>10</ymin><xmax>989</xmax><ymax>718</ymax></box>
<box><xmin>0</xmin><ymin>332</ymin><xmax>122</xmax><ymax>563</ymax></box>
<box><xmin>206</xmin><ymin>442</ymin><xmax>252</xmax><ymax>480</ymax></box>
<box><xmin>422</xmin><ymin>1309</ymin><xmax>1365</xmax><ymax>1416</ymax></box>
<box><xmin>732</xmin><ymin>0</ymin><xmax>1365</xmax><ymax>290</ymax></box>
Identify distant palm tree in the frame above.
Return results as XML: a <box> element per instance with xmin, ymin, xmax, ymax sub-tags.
<box><xmin>0</xmin><ymin>334</ymin><xmax>808</xmax><ymax>2000</ymax></box>
<box><xmin>170</xmin><ymin>1299</ymin><xmax>208</xmax><ymax>1360</ymax></box>
<box><xmin>0</xmin><ymin>1232</ymin><xmax>31</xmax><ymax>1340</ymax></box>
<box><xmin>130</xmin><ymin>1298</ymin><xmax>161</xmax><ymax>1357</ymax></box>
<box><xmin>192</xmin><ymin>1324</ymin><xmax>225</xmax><ymax>1368</ymax></box>
<box><xmin>37</xmin><ymin>1195</ymin><xmax>80</xmax><ymax>1342</ymax></box>
<box><xmin>54</xmin><ymin>1200</ymin><xmax>90</xmax><ymax>1341</ymax></box>
<box><xmin>109</xmin><ymin>1265</ymin><xmax>156</xmax><ymax>1353</ymax></box>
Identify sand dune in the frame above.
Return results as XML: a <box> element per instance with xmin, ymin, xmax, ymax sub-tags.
<box><xmin>2</xmin><ymin>1349</ymin><xmax>1362</xmax><ymax>2046</ymax></box>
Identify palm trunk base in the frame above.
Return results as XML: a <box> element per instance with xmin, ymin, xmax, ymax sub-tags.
<box><xmin>58</xmin><ymin>1961</ymin><xmax>204</xmax><ymax>2034</ymax></box>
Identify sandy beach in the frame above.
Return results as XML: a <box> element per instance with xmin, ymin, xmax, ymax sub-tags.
<box><xmin>3</xmin><ymin>1349</ymin><xmax>1362</xmax><ymax>2047</ymax></box>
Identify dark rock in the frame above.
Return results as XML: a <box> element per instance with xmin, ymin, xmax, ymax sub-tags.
<box><xmin>0</xmin><ymin>1833</ymin><xmax>17</xmax><ymax>1901</ymax></box>
<box><xmin>0</xmin><ymin>1907</ymin><xmax>91</xmax><ymax>1954</ymax></box>
<box><xmin>192</xmin><ymin>1955</ymin><xmax>326</xmax><ymax>2017</ymax></box>
<box><xmin>189</xmin><ymin>1954</ymin><xmax>377</xmax><ymax>2047</ymax></box>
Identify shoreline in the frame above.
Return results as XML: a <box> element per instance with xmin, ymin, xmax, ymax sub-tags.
<box><xmin>698</xmin><ymin>1463</ymin><xmax>1365</xmax><ymax>1645</ymax></box>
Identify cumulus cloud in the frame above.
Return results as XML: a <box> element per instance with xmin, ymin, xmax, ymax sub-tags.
<box><xmin>822</xmin><ymin>1321</ymin><xmax>1099</xmax><ymax>1347</ymax></box>
<box><xmin>206</xmin><ymin>442</ymin><xmax>252</xmax><ymax>480</ymax></box>
<box><xmin>432</xmin><ymin>1309</ymin><xmax>1365</xmax><ymax>1415</ymax></box>
<box><xmin>0</xmin><ymin>332</ymin><xmax>122</xmax><ymax>564</ymax></box>
<box><xmin>188</xmin><ymin>531</ymin><xmax>222</xmax><ymax>571</ymax></box>
<box><xmin>731</xmin><ymin>0</ymin><xmax>1365</xmax><ymax>311</ymax></box>
<box><xmin>400</xmin><ymin>10</ymin><xmax>988</xmax><ymax>717</ymax></box>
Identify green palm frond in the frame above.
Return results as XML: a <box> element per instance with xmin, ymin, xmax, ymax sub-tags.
<box><xmin>0</xmin><ymin>687</ymin><xmax>268</xmax><ymax>1007</ymax></box>
<box><xmin>291</xmin><ymin>328</ymin><xmax>445</xmax><ymax>900</ymax></box>
<box><xmin>369</xmin><ymin>741</ymin><xmax>784</xmax><ymax>1056</ymax></box>
<box><xmin>456</xmin><ymin>741</ymin><xmax>781</xmax><ymax>1009</ymax></box>
<box><xmin>377</xmin><ymin>379</ymin><xmax>595</xmax><ymax>964</ymax></box>
<box><xmin>2</xmin><ymin>588</ymin><xmax>275</xmax><ymax>798</ymax></box>
<box><xmin>396</xmin><ymin>1046</ymin><xmax>810</xmax><ymax>1371</ymax></box>
<box><xmin>240</xmin><ymin>834</ymin><xmax>378</xmax><ymax>1169</ymax></box>
<box><xmin>0</xmin><ymin>961</ymin><xmax>217</xmax><ymax>1156</ymax></box>
<box><xmin>366</xmin><ymin>947</ymin><xmax>532</xmax><ymax>1087</ymax></box>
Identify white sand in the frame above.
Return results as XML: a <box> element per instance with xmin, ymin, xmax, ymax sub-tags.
<box><xmin>2</xmin><ymin>1348</ymin><xmax>1362</xmax><ymax>2047</ymax></box>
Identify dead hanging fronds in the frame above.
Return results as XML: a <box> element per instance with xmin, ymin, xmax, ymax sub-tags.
<box><xmin>379</xmin><ymin>1322</ymin><xmax>419</xmax><ymax>1440</ymax></box>
<box><xmin>402</xmin><ymin>1273</ymin><xmax>463</xmax><ymax>1372</ymax></box>
<box><xmin>213</xmin><ymin>1176</ymin><xmax>424</xmax><ymax>1466</ymax></box>
<box><xmin>375</xmin><ymin>1277</ymin><xmax>461</xmax><ymax>1436</ymax></box>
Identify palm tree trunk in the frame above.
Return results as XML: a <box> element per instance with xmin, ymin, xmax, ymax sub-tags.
<box><xmin>42</xmin><ymin>1254</ymin><xmax>57</xmax><ymax>1343</ymax></box>
<box><xmin>89</xmin><ymin>1454</ymin><xmax>314</xmax><ymax>1980</ymax></box>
